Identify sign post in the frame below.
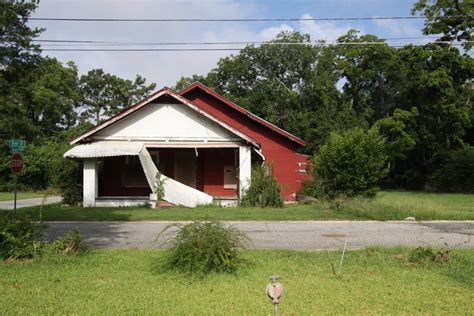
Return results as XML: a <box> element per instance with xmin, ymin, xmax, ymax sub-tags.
<box><xmin>7</xmin><ymin>140</ymin><xmax>26</xmax><ymax>214</ymax></box>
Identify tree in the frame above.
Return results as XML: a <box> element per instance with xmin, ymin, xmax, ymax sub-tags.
<box><xmin>0</xmin><ymin>1</ymin><xmax>44</xmax><ymax>140</ymax></box>
<box><xmin>412</xmin><ymin>0</ymin><xmax>474</xmax><ymax>50</ymax></box>
<box><xmin>431</xmin><ymin>145</ymin><xmax>474</xmax><ymax>192</ymax></box>
<box><xmin>371</xmin><ymin>108</ymin><xmax>418</xmax><ymax>181</ymax></box>
<box><xmin>0</xmin><ymin>1</ymin><xmax>42</xmax><ymax>72</ymax></box>
<box><xmin>10</xmin><ymin>58</ymin><xmax>79</xmax><ymax>137</ymax></box>
<box><xmin>173</xmin><ymin>74</ymin><xmax>216</xmax><ymax>91</ymax></box>
<box><xmin>393</xmin><ymin>44</ymin><xmax>473</xmax><ymax>187</ymax></box>
<box><xmin>211</xmin><ymin>31</ymin><xmax>354</xmax><ymax>153</ymax></box>
<box><xmin>336</xmin><ymin>30</ymin><xmax>405</xmax><ymax>125</ymax></box>
<box><xmin>78</xmin><ymin>69</ymin><xmax>156</xmax><ymax>124</ymax></box>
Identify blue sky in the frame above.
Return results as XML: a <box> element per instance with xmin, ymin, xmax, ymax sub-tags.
<box><xmin>29</xmin><ymin>0</ymin><xmax>427</xmax><ymax>87</ymax></box>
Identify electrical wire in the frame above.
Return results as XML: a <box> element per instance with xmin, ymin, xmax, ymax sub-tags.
<box><xmin>28</xmin><ymin>16</ymin><xmax>432</xmax><ymax>22</ymax></box>
<box><xmin>39</xmin><ymin>41</ymin><xmax>470</xmax><ymax>52</ymax></box>
<box><xmin>32</xmin><ymin>36</ymin><xmax>440</xmax><ymax>46</ymax></box>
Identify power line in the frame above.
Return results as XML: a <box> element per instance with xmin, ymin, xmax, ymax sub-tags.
<box><xmin>33</xmin><ymin>36</ymin><xmax>439</xmax><ymax>46</ymax></box>
<box><xmin>39</xmin><ymin>41</ymin><xmax>470</xmax><ymax>52</ymax></box>
<box><xmin>28</xmin><ymin>16</ymin><xmax>430</xmax><ymax>22</ymax></box>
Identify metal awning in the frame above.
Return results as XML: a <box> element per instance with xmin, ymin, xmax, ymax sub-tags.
<box><xmin>64</xmin><ymin>141</ymin><xmax>144</xmax><ymax>159</ymax></box>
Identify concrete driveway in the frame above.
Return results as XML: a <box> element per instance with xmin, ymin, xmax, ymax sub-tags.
<box><xmin>0</xmin><ymin>196</ymin><xmax>61</xmax><ymax>210</ymax></box>
<box><xmin>46</xmin><ymin>220</ymin><xmax>474</xmax><ymax>250</ymax></box>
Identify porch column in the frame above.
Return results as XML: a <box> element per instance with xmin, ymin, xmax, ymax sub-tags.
<box><xmin>239</xmin><ymin>146</ymin><xmax>251</xmax><ymax>198</ymax></box>
<box><xmin>83</xmin><ymin>159</ymin><xmax>98</xmax><ymax>207</ymax></box>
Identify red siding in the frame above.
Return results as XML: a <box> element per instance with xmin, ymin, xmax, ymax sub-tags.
<box><xmin>201</xmin><ymin>148</ymin><xmax>238</xmax><ymax>197</ymax></box>
<box><xmin>182</xmin><ymin>90</ymin><xmax>302</xmax><ymax>200</ymax></box>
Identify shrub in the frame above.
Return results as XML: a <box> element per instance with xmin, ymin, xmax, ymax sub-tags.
<box><xmin>0</xmin><ymin>213</ymin><xmax>46</xmax><ymax>260</ymax></box>
<box><xmin>241</xmin><ymin>164</ymin><xmax>284</xmax><ymax>208</ymax></box>
<box><xmin>43</xmin><ymin>228</ymin><xmax>87</xmax><ymax>256</ymax></box>
<box><xmin>159</xmin><ymin>221</ymin><xmax>249</xmax><ymax>274</ymax></box>
<box><xmin>409</xmin><ymin>246</ymin><xmax>452</xmax><ymax>264</ymax></box>
<box><xmin>58</xmin><ymin>159</ymin><xmax>83</xmax><ymax>205</ymax></box>
<box><xmin>431</xmin><ymin>146</ymin><xmax>474</xmax><ymax>192</ymax></box>
<box><xmin>310</xmin><ymin>128</ymin><xmax>388</xmax><ymax>199</ymax></box>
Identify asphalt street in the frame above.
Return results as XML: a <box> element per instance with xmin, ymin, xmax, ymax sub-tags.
<box><xmin>0</xmin><ymin>196</ymin><xmax>61</xmax><ymax>210</ymax></box>
<box><xmin>46</xmin><ymin>220</ymin><xmax>474</xmax><ymax>250</ymax></box>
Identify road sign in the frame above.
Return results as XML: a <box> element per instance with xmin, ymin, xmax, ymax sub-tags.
<box><xmin>10</xmin><ymin>153</ymin><xmax>23</xmax><ymax>174</ymax></box>
<box><xmin>8</xmin><ymin>139</ymin><xmax>27</xmax><ymax>153</ymax></box>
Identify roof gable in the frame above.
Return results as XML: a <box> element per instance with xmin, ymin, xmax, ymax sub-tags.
<box><xmin>71</xmin><ymin>87</ymin><xmax>259</xmax><ymax>147</ymax></box>
<box><xmin>179</xmin><ymin>82</ymin><xmax>306</xmax><ymax>146</ymax></box>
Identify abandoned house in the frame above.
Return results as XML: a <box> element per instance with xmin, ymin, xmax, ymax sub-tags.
<box><xmin>64</xmin><ymin>82</ymin><xmax>309</xmax><ymax>207</ymax></box>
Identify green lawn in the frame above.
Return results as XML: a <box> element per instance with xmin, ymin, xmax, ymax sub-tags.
<box><xmin>0</xmin><ymin>191</ymin><xmax>49</xmax><ymax>202</ymax></box>
<box><xmin>1</xmin><ymin>248</ymin><xmax>472</xmax><ymax>314</ymax></box>
<box><xmin>9</xmin><ymin>190</ymin><xmax>474</xmax><ymax>221</ymax></box>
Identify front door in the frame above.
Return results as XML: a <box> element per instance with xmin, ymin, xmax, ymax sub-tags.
<box><xmin>174</xmin><ymin>150</ymin><xmax>196</xmax><ymax>188</ymax></box>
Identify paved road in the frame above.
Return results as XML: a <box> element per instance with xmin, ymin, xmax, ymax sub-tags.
<box><xmin>0</xmin><ymin>196</ymin><xmax>61</xmax><ymax>210</ymax></box>
<box><xmin>46</xmin><ymin>221</ymin><xmax>474</xmax><ymax>250</ymax></box>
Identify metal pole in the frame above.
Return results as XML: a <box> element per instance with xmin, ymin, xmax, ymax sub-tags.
<box><xmin>13</xmin><ymin>175</ymin><xmax>17</xmax><ymax>215</ymax></box>
<box><xmin>274</xmin><ymin>304</ymin><xmax>279</xmax><ymax>316</ymax></box>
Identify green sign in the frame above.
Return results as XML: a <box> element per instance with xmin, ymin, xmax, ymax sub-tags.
<box><xmin>8</xmin><ymin>139</ymin><xmax>26</xmax><ymax>153</ymax></box>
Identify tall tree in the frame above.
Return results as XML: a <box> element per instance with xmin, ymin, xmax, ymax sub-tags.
<box><xmin>393</xmin><ymin>44</ymin><xmax>473</xmax><ymax>187</ymax></box>
<box><xmin>412</xmin><ymin>0</ymin><xmax>474</xmax><ymax>50</ymax></box>
<box><xmin>174</xmin><ymin>74</ymin><xmax>216</xmax><ymax>91</ymax></box>
<box><xmin>9</xmin><ymin>57</ymin><xmax>79</xmax><ymax>138</ymax></box>
<box><xmin>210</xmin><ymin>31</ymin><xmax>357</xmax><ymax>153</ymax></box>
<box><xmin>0</xmin><ymin>1</ymin><xmax>42</xmax><ymax>71</ymax></box>
<box><xmin>78</xmin><ymin>69</ymin><xmax>156</xmax><ymax>124</ymax></box>
<box><xmin>0</xmin><ymin>0</ymin><xmax>43</xmax><ymax>140</ymax></box>
<box><xmin>336</xmin><ymin>30</ymin><xmax>405</xmax><ymax>125</ymax></box>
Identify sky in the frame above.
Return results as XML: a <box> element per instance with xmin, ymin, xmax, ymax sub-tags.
<box><xmin>29</xmin><ymin>0</ymin><xmax>427</xmax><ymax>88</ymax></box>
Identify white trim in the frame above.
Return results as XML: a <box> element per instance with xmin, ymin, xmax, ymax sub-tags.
<box><xmin>239</xmin><ymin>146</ymin><xmax>251</xmax><ymax>198</ymax></box>
<box><xmin>91</xmin><ymin>136</ymin><xmax>243</xmax><ymax>142</ymax></box>
<box><xmin>83</xmin><ymin>159</ymin><xmax>98</xmax><ymax>207</ymax></box>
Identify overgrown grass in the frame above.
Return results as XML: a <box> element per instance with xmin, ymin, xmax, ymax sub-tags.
<box><xmin>0</xmin><ymin>248</ymin><xmax>472</xmax><ymax>314</ymax></box>
<box><xmin>0</xmin><ymin>191</ymin><xmax>52</xmax><ymax>202</ymax></box>
<box><xmin>7</xmin><ymin>191</ymin><xmax>474</xmax><ymax>221</ymax></box>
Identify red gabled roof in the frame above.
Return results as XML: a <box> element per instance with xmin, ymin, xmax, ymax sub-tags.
<box><xmin>179</xmin><ymin>82</ymin><xmax>306</xmax><ymax>146</ymax></box>
<box><xmin>70</xmin><ymin>86</ymin><xmax>260</xmax><ymax>147</ymax></box>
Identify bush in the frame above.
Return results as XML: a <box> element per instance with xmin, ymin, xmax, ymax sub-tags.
<box><xmin>159</xmin><ymin>221</ymin><xmax>249</xmax><ymax>274</ymax></box>
<box><xmin>309</xmin><ymin>128</ymin><xmax>388</xmax><ymax>199</ymax></box>
<box><xmin>0</xmin><ymin>213</ymin><xmax>46</xmax><ymax>260</ymax></box>
<box><xmin>43</xmin><ymin>228</ymin><xmax>87</xmax><ymax>256</ymax></box>
<box><xmin>431</xmin><ymin>146</ymin><xmax>474</xmax><ymax>192</ymax></box>
<box><xmin>241</xmin><ymin>164</ymin><xmax>284</xmax><ymax>208</ymax></box>
<box><xmin>409</xmin><ymin>246</ymin><xmax>452</xmax><ymax>264</ymax></box>
<box><xmin>58</xmin><ymin>159</ymin><xmax>83</xmax><ymax>205</ymax></box>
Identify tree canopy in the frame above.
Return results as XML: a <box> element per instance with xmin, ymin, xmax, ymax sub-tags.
<box><xmin>412</xmin><ymin>0</ymin><xmax>474</xmax><ymax>50</ymax></box>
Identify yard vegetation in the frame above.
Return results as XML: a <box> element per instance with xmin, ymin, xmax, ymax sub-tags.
<box><xmin>1</xmin><ymin>247</ymin><xmax>472</xmax><ymax>314</ymax></box>
<box><xmin>8</xmin><ymin>191</ymin><xmax>474</xmax><ymax>221</ymax></box>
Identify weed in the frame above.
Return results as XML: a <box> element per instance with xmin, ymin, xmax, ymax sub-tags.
<box><xmin>43</xmin><ymin>228</ymin><xmax>87</xmax><ymax>257</ymax></box>
<box><xmin>157</xmin><ymin>221</ymin><xmax>250</xmax><ymax>275</ymax></box>
<box><xmin>408</xmin><ymin>246</ymin><xmax>453</xmax><ymax>265</ymax></box>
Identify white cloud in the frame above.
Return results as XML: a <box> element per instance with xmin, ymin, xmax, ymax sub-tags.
<box><xmin>299</xmin><ymin>14</ymin><xmax>356</xmax><ymax>41</ymax></box>
<box><xmin>30</xmin><ymin>1</ymin><xmax>408</xmax><ymax>89</ymax></box>
<box><xmin>259</xmin><ymin>24</ymin><xmax>294</xmax><ymax>41</ymax></box>
<box><xmin>373</xmin><ymin>19</ymin><xmax>421</xmax><ymax>37</ymax></box>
